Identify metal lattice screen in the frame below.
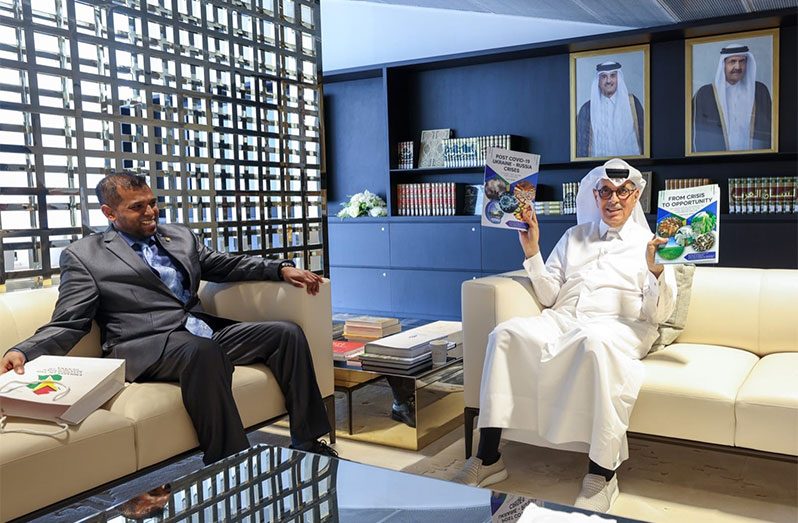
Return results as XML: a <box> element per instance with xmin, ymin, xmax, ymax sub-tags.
<box><xmin>0</xmin><ymin>0</ymin><xmax>325</xmax><ymax>291</ymax></box>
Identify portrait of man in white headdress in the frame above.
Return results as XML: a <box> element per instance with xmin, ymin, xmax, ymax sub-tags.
<box><xmin>571</xmin><ymin>46</ymin><xmax>649</xmax><ymax>161</ymax></box>
<box><xmin>688</xmin><ymin>30</ymin><xmax>778</xmax><ymax>154</ymax></box>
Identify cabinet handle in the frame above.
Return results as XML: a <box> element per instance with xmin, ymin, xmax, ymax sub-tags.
<box><xmin>471</xmin><ymin>227</ymin><xmax>476</xmax><ymax>232</ymax></box>
<box><xmin>382</xmin><ymin>272</ymin><xmax>387</xmax><ymax>277</ymax></box>
<box><xmin>381</xmin><ymin>227</ymin><xmax>385</xmax><ymax>232</ymax></box>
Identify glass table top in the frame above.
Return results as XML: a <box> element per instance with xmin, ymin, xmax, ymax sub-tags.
<box><xmin>76</xmin><ymin>444</ymin><xmax>643</xmax><ymax>523</ymax></box>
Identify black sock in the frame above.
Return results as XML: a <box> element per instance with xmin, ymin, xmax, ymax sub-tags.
<box><xmin>588</xmin><ymin>460</ymin><xmax>616</xmax><ymax>481</ymax></box>
<box><xmin>476</xmin><ymin>427</ymin><xmax>502</xmax><ymax>466</ymax></box>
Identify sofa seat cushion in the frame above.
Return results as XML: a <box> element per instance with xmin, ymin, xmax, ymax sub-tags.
<box><xmin>630</xmin><ymin>343</ymin><xmax>759</xmax><ymax>445</ymax></box>
<box><xmin>735</xmin><ymin>353</ymin><xmax>798</xmax><ymax>455</ymax></box>
<box><xmin>106</xmin><ymin>363</ymin><xmax>284</xmax><ymax>469</ymax></box>
<box><xmin>0</xmin><ymin>409</ymin><xmax>136</xmax><ymax>522</ymax></box>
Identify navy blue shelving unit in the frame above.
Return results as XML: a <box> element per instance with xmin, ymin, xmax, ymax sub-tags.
<box><xmin>324</xmin><ymin>9</ymin><xmax>798</xmax><ymax>319</ymax></box>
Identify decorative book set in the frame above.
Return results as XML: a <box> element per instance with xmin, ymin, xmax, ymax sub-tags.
<box><xmin>728</xmin><ymin>177</ymin><xmax>796</xmax><ymax>214</ymax></box>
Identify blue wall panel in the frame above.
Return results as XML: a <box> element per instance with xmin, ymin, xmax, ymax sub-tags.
<box><xmin>328</xmin><ymin>222</ymin><xmax>390</xmax><ymax>267</ymax></box>
<box><xmin>330</xmin><ymin>267</ymin><xmax>391</xmax><ymax>312</ymax></box>
<box><xmin>390</xmin><ymin>269</ymin><xmax>482</xmax><ymax>319</ymax></box>
<box><xmin>390</xmin><ymin>222</ymin><xmax>481</xmax><ymax>270</ymax></box>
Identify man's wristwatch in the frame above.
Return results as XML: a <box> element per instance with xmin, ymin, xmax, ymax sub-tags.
<box><xmin>278</xmin><ymin>260</ymin><xmax>295</xmax><ymax>280</ymax></box>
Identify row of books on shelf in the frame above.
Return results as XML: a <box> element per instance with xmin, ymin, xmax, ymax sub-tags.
<box><xmin>396</xmin><ymin>182</ymin><xmax>458</xmax><ymax>216</ymax></box>
<box><xmin>728</xmin><ymin>177</ymin><xmax>797</xmax><ymax>214</ymax></box>
<box><xmin>664</xmin><ymin>178</ymin><xmax>711</xmax><ymax>190</ymax></box>
<box><xmin>442</xmin><ymin>135</ymin><xmax>514</xmax><ymax>168</ymax></box>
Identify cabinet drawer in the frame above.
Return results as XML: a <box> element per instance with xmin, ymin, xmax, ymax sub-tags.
<box><xmin>390</xmin><ymin>223</ymin><xmax>481</xmax><ymax>270</ymax></box>
<box><xmin>390</xmin><ymin>269</ymin><xmax>481</xmax><ymax>319</ymax></box>
<box><xmin>328</xmin><ymin>223</ymin><xmax>390</xmax><ymax>267</ymax></box>
<box><xmin>330</xmin><ymin>267</ymin><xmax>391</xmax><ymax>311</ymax></box>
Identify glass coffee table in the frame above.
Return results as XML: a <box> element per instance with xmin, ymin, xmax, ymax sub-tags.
<box><xmin>76</xmin><ymin>444</ymin><xmax>643</xmax><ymax>522</ymax></box>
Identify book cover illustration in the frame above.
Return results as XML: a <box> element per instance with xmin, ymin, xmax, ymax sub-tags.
<box><xmin>655</xmin><ymin>184</ymin><xmax>720</xmax><ymax>264</ymax></box>
<box><xmin>481</xmin><ymin>147</ymin><xmax>541</xmax><ymax>230</ymax></box>
<box><xmin>418</xmin><ymin>129</ymin><xmax>451</xmax><ymax>168</ymax></box>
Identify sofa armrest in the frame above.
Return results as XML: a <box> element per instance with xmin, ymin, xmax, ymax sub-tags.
<box><xmin>461</xmin><ymin>270</ymin><xmax>543</xmax><ymax>408</ymax></box>
<box><xmin>197</xmin><ymin>279</ymin><xmax>333</xmax><ymax>398</ymax></box>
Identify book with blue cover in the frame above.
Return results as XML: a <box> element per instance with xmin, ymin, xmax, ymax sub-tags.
<box><xmin>655</xmin><ymin>184</ymin><xmax>720</xmax><ymax>264</ymax></box>
<box><xmin>481</xmin><ymin>147</ymin><xmax>541</xmax><ymax>230</ymax></box>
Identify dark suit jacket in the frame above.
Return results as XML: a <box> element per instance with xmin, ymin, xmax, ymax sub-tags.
<box><xmin>11</xmin><ymin>224</ymin><xmax>285</xmax><ymax>381</ymax></box>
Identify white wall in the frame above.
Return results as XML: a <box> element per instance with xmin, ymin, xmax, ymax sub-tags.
<box><xmin>320</xmin><ymin>0</ymin><xmax>634</xmax><ymax>72</ymax></box>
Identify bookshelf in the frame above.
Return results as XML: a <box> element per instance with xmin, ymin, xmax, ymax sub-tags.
<box><xmin>324</xmin><ymin>9</ymin><xmax>798</xmax><ymax>318</ymax></box>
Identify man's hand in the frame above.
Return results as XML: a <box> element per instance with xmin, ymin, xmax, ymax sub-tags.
<box><xmin>1</xmin><ymin>350</ymin><xmax>26</xmax><ymax>375</ymax></box>
<box><xmin>280</xmin><ymin>267</ymin><xmax>324</xmax><ymax>296</ymax></box>
<box><xmin>518</xmin><ymin>207</ymin><xmax>541</xmax><ymax>259</ymax></box>
<box><xmin>647</xmin><ymin>236</ymin><xmax>667</xmax><ymax>278</ymax></box>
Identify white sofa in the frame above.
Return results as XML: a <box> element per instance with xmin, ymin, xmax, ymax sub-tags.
<box><xmin>0</xmin><ymin>280</ymin><xmax>334</xmax><ymax>522</ymax></box>
<box><xmin>461</xmin><ymin>267</ymin><xmax>798</xmax><ymax>459</ymax></box>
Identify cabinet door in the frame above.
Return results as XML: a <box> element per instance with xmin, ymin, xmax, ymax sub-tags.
<box><xmin>328</xmin><ymin>222</ymin><xmax>390</xmax><ymax>267</ymax></box>
<box><xmin>390</xmin><ymin>223</ymin><xmax>481</xmax><ymax>270</ymax></box>
<box><xmin>330</xmin><ymin>267</ymin><xmax>391</xmax><ymax>312</ymax></box>
<box><xmin>390</xmin><ymin>269</ymin><xmax>482</xmax><ymax>319</ymax></box>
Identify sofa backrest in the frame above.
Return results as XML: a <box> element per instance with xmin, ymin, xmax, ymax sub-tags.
<box><xmin>678</xmin><ymin>267</ymin><xmax>798</xmax><ymax>357</ymax></box>
<box><xmin>0</xmin><ymin>287</ymin><xmax>102</xmax><ymax>357</ymax></box>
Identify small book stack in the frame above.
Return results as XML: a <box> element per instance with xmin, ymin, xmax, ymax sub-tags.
<box><xmin>534</xmin><ymin>201</ymin><xmax>563</xmax><ymax>215</ymax></box>
<box><xmin>332</xmin><ymin>340</ymin><xmax>365</xmax><ymax>363</ymax></box>
<box><xmin>397</xmin><ymin>141</ymin><xmax>414</xmax><ymax>169</ymax></box>
<box><xmin>442</xmin><ymin>135</ymin><xmax>513</xmax><ymax>168</ymax></box>
<box><xmin>360</xmin><ymin>321</ymin><xmax>462</xmax><ymax>375</ymax></box>
<box><xmin>343</xmin><ymin>316</ymin><xmax>401</xmax><ymax>342</ymax></box>
<box><xmin>561</xmin><ymin>182</ymin><xmax>578</xmax><ymax>215</ymax></box>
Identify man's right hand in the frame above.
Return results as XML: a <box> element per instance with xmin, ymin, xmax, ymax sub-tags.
<box><xmin>518</xmin><ymin>207</ymin><xmax>541</xmax><ymax>258</ymax></box>
<box><xmin>1</xmin><ymin>350</ymin><xmax>26</xmax><ymax>375</ymax></box>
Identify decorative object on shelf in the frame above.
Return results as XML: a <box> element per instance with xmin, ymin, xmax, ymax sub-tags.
<box><xmin>639</xmin><ymin>171</ymin><xmax>653</xmax><ymax>214</ymax></box>
<box><xmin>418</xmin><ymin>128</ymin><xmax>451</xmax><ymax>168</ymax></box>
<box><xmin>729</xmin><ymin>176</ymin><xmax>796</xmax><ymax>214</ymax></box>
<box><xmin>442</xmin><ymin>135</ymin><xmax>513</xmax><ymax>167</ymax></box>
<box><xmin>571</xmin><ymin>44</ymin><xmax>650</xmax><ymax>161</ymax></box>
<box><xmin>686</xmin><ymin>28</ymin><xmax>779</xmax><ymax>156</ymax></box>
<box><xmin>655</xmin><ymin>184</ymin><xmax>720</xmax><ymax>265</ymax></box>
<box><xmin>481</xmin><ymin>147</ymin><xmax>541</xmax><ymax>230</ymax></box>
<box><xmin>336</xmin><ymin>190</ymin><xmax>388</xmax><ymax>218</ymax></box>
<box><xmin>397</xmin><ymin>140</ymin><xmax>414</xmax><ymax>169</ymax></box>
<box><xmin>462</xmin><ymin>184</ymin><xmax>484</xmax><ymax>215</ymax></box>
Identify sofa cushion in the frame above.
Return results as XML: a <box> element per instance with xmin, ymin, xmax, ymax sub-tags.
<box><xmin>106</xmin><ymin>363</ymin><xmax>284</xmax><ymax>469</ymax></box>
<box><xmin>735</xmin><ymin>353</ymin><xmax>798</xmax><ymax>455</ymax></box>
<box><xmin>0</xmin><ymin>409</ymin><xmax>136</xmax><ymax>522</ymax></box>
<box><xmin>650</xmin><ymin>264</ymin><xmax>695</xmax><ymax>353</ymax></box>
<box><xmin>630</xmin><ymin>343</ymin><xmax>759</xmax><ymax>445</ymax></box>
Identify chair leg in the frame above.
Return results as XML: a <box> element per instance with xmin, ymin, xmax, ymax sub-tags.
<box><xmin>323</xmin><ymin>395</ymin><xmax>336</xmax><ymax>444</ymax></box>
<box><xmin>464</xmin><ymin>406</ymin><xmax>480</xmax><ymax>459</ymax></box>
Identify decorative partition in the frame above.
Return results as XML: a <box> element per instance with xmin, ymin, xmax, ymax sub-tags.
<box><xmin>0</xmin><ymin>0</ymin><xmax>324</xmax><ymax>291</ymax></box>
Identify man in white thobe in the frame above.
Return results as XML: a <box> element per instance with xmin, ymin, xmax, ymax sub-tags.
<box><xmin>454</xmin><ymin>159</ymin><xmax>676</xmax><ymax>513</ymax></box>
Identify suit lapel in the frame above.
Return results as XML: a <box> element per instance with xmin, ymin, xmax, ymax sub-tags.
<box><xmin>102</xmin><ymin>226</ymin><xmax>175</xmax><ymax>296</ymax></box>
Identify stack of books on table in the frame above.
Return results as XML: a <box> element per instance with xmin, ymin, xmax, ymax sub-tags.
<box><xmin>360</xmin><ymin>321</ymin><xmax>462</xmax><ymax>375</ymax></box>
<box><xmin>332</xmin><ymin>340</ymin><xmax>365</xmax><ymax>364</ymax></box>
<box><xmin>343</xmin><ymin>316</ymin><xmax>401</xmax><ymax>342</ymax></box>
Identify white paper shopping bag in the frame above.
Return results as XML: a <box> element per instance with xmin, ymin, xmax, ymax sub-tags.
<box><xmin>0</xmin><ymin>355</ymin><xmax>125</xmax><ymax>425</ymax></box>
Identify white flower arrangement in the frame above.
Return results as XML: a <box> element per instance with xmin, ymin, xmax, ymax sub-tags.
<box><xmin>336</xmin><ymin>190</ymin><xmax>388</xmax><ymax>218</ymax></box>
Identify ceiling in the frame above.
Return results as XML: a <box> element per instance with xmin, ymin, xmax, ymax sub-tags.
<box><xmin>352</xmin><ymin>0</ymin><xmax>798</xmax><ymax>28</ymax></box>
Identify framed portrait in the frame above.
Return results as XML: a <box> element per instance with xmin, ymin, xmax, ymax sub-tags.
<box><xmin>570</xmin><ymin>44</ymin><xmax>650</xmax><ymax>162</ymax></box>
<box><xmin>686</xmin><ymin>28</ymin><xmax>779</xmax><ymax>156</ymax></box>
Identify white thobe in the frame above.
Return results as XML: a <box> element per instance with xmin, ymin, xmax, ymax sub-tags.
<box><xmin>478</xmin><ymin>219</ymin><xmax>676</xmax><ymax>470</ymax></box>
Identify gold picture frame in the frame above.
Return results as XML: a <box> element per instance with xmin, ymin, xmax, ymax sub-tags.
<box><xmin>685</xmin><ymin>28</ymin><xmax>779</xmax><ymax>156</ymax></box>
<box><xmin>570</xmin><ymin>44</ymin><xmax>650</xmax><ymax>162</ymax></box>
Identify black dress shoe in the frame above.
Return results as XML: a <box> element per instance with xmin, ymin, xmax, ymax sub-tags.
<box><xmin>391</xmin><ymin>400</ymin><xmax>416</xmax><ymax>428</ymax></box>
<box><xmin>291</xmin><ymin>439</ymin><xmax>339</xmax><ymax>458</ymax></box>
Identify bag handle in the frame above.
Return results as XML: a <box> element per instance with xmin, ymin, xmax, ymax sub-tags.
<box><xmin>0</xmin><ymin>415</ymin><xmax>69</xmax><ymax>436</ymax></box>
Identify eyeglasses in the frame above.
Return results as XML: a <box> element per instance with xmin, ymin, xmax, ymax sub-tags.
<box><xmin>595</xmin><ymin>186</ymin><xmax>636</xmax><ymax>200</ymax></box>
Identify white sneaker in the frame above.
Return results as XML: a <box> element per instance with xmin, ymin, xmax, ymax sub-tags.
<box><xmin>573</xmin><ymin>473</ymin><xmax>619</xmax><ymax>513</ymax></box>
<box><xmin>451</xmin><ymin>456</ymin><xmax>508</xmax><ymax>487</ymax></box>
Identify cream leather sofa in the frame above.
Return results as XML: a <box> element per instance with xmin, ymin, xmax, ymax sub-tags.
<box><xmin>461</xmin><ymin>267</ymin><xmax>798</xmax><ymax>459</ymax></box>
<box><xmin>0</xmin><ymin>280</ymin><xmax>334</xmax><ymax>522</ymax></box>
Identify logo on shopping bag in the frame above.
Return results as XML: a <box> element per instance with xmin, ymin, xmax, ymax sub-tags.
<box><xmin>26</xmin><ymin>375</ymin><xmax>63</xmax><ymax>396</ymax></box>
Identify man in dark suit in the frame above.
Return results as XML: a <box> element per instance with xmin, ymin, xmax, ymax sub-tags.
<box><xmin>0</xmin><ymin>173</ymin><xmax>335</xmax><ymax>463</ymax></box>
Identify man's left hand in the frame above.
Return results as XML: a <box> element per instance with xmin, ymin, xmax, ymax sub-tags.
<box><xmin>646</xmin><ymin>236</ymin><xmax>667</xmax><ymax>278</ymax></box>
<box><xmin>281</xmin><ymin>267</ymin><xmax>323</xmax><ymax>295</ymax></box>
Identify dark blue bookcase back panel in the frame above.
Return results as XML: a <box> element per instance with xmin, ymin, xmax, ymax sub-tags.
<box><xmin>390</xmin><ymin>269</ymin><xmax>483</xmax><ymax>319</ymax></box>
<box><xmin>328</xmin><ymin>222</ymin><xmax>390</xmax><ymax>267</ymax></box>
<box><xmin>330</xmin><ymin>267</ymin><xmax>391</xmax><ymax>312</ymax></box>
<box><xmin>324</xmin><ymin>77</ymin><xmax>388</xmax><ymax>210</ymax></box>
<box><xmin>390</xmin><ymin>223</ymin><xmax>481</xmax><ymax>270</ymax></box>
